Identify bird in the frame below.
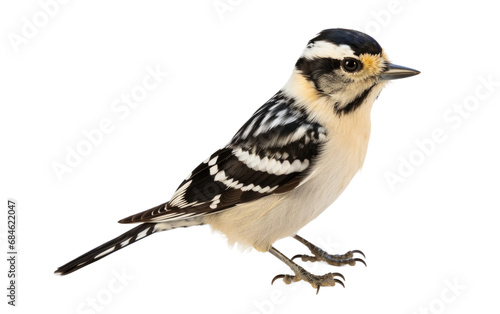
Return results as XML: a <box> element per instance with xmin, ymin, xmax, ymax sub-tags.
<box><xmin>55</xmin><ymin>28</ymin><xmax>419</xmax><ymax>293</ymax></box>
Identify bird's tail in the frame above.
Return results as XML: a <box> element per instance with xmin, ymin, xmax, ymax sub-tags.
<box><xmin>55</xmin><ymin>218</ymin><xmax>204</xmax><ymax>276</ymax></box>
<box><xmin>55</xmin><ymin>223</ymin><xmax>157</xmax><ymax>276</ymax></box>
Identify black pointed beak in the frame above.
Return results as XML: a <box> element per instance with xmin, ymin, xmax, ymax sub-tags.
<box><xmin>380</xmin><ymin>63</ymin><xmax>420</xmax><ymax>81</ymax></box>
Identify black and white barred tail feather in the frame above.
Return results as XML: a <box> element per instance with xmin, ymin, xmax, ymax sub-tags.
<box><xmin>55</xmin><ymin>223</ymin><xmax>156</xmax><ymax>276</ymax></box>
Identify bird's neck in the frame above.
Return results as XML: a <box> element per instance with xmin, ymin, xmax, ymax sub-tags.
<box><xmin>281</xmin><ymin>69</ymin><xmax>382</xmax><ymax>130</ymax></box>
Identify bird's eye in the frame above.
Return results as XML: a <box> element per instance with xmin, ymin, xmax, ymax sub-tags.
<box><xmin>342</xmin><ymin>58</ymin><xmax>362</xmax><ymax>73</ymax></box>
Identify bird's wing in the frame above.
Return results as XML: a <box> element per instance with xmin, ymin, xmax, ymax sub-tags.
<box><xmin>119</xmin><ymin>92</ymin><xmax>327</xmax><ymax>224</ymax></box>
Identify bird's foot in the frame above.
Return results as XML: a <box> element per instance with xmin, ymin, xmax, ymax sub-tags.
<box><xmin>292</xmin><ymin>235</ymin><xmax>366</xmax><ymax>267</ymax></box>
<box><xmin>292</xmin><ymin>248</ymin><xmax>366</xmax><ymax>267</ymax></box>
<box><xmin>271</xmin><ymin>264</ymin><xmax>345</xmax><ymax>294</ymax></box>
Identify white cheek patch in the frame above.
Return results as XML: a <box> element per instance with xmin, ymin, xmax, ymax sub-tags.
<box><xmin>302</xmin><ymin>40</ymin><xmax>356</xmax><ymax>60</ymax></box>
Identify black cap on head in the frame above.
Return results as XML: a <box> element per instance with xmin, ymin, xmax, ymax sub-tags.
<box><xmin>309</xmin><ymin>29</ymin><xmax>382</xmax><ymax>56</ymax></box>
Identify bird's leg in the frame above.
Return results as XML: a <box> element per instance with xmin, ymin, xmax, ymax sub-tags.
<box><xmin>269</xmin><ymin>246</ymin><xmax>345</xmax><ymax>294</ymax></box>
<box><xmin>292</xmin><ymin>234</ymin><xmax>366</xmax><ymax>267</ymax></box>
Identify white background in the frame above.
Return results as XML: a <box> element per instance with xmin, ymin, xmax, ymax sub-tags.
<box><xmin>1</xmin><ymin>1</ymin><xmax>499</xmax><ymax>313</ymax></box>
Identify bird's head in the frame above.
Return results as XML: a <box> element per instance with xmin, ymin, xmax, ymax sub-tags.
<box><xmin>286</xmin><ymin>28</ymin><xmax>419</xmax><ymax>115</ymax></box>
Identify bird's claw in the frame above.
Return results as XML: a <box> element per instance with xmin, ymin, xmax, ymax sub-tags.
<box><xmin>292</xmin><ymin>250</ymin><xmax>366</xmax><ymax>267</ymax></box>
<box><xmin>271</xmin><ymin>271</ymin><xmax>345</xmax><ymax>294</ymax></box>
<box><xmin>291</xmin><ymin>254</ymin><xmax>319</xmax><ymax>262</ymax></box>
<box><xmin>351</xmin><ymin>250</ymin><xmax>366</xmax><ymax>259</ymax></box>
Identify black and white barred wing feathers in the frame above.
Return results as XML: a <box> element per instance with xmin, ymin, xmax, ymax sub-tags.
<box><xmin>119</xmin><ymin>92</ymin><xmax>327</xmax><ymax>224</ymax></box>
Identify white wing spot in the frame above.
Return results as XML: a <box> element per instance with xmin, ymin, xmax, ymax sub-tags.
<box><xmin>234</xmin><ymin>149</ymin><xmax>310</xmax><ymax>175</ymax></box>
<box><xmin>260</xmin><ymin>186</ymin><xmax>271</xmax><ymax>193</ymax></box>
<box><xmin>242</xmin><ymin>117</ymin><xmax>257</xmax><ymax>139</ymax></box>
<box><xmin>209</xmin><ymin>194</ymin><xmax>221</xmax><ymax>209</ymax></box>
<box><xmin>208</xmin><ymin>156</ymin><xmax>218</xmax><ymax>166</ymax></box>
<box><xmin>239</xmin><ymin>150</ymin><xmax>249</xmax><ymax>162</ymax></box>
<box><xmin>241</xmin><ymin>183</ymin><xmax>255</xmax><ymax>191</ymax></box>
<box><xmin>290</xmin><ymin>159</ymin><xmax>303</xmax><ymax>172</ymax></box>
<box><xmin>290</xmin><ymin>126</ymin><xmax>308</xmax><ymax>142</ymax></box>
<box><xmin>257</xmin><ymin>157</ymin><xmax>269</xmax><ymax>172</ymax></box>
<box><xmin>276</xmin><ymin>160</ymin><xmax>291</xmax><ymax>175</ymax></box>
<box><xmin>214</xmin><ymin>170</ymin><xmax>227</xmax><ymax>182</ymax></box>
<box><xmin>266</xmin><ymin>158</ymin><xmax>277</xmax><ymax>173</ymax></box>
<box><xmin>249</xmin><ymin>154</ymin><xmax>261</xmax><ymax>169</ymax></box>
<box><xmin>271</xmin><ymin>161</ymin><xmax>283</xmax><ymax>175</ymax></box>
<box><xmin>252</xmin><ymin>185</ymin><xmax>262</xmax><ymax>192</ymax></box>
<box><xmin>209</xmin><ymin>165</ymin><xmax>218</xmax><ymax>176</ymax></box>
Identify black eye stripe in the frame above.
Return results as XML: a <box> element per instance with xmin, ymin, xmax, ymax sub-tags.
<box><xmin>295</xmin><ymin>57</ymin><xmax>341</xmax><ymax>80</ymax></box>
